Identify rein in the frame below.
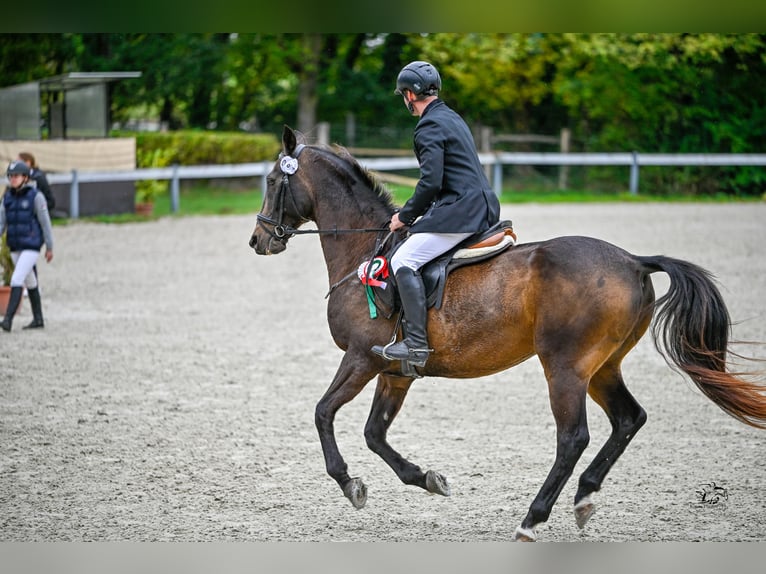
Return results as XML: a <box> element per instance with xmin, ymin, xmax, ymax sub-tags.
<box><xmin>257</xmin><ymin>211</ymin><xmax>389</xmax><ymax>239</ymax></box>
<box><xmin>256</xmin><ymin>143</ymin><xmax>396</xmax><ymax>300</ymax></box>
<box><xmin>256</xmin><ymin>144</ymin><xmax>389</xmax><ymax>240</ymax></box>
<box><xmin>325</xmin><ymin>229</ymin><xmax>395</xmax><ymax>298</ymax></box>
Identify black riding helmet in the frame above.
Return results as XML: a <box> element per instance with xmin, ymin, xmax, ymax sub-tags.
<box><xmin>394</xmin><ymin>61</ymin><xmax>441</xmax><ymax>97</ymax></box>
<box><xmin>6</xmin><ymin>160</ymin><xmax>30</xmax><ymax>178</ymax></box>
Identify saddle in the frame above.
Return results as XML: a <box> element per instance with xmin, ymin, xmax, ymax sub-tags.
<box><xmin>361</xmin><ymin>220</ymin><xmax>517</xmax><ymax>318</ymax></box>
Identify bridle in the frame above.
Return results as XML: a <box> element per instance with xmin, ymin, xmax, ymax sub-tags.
<box><xmin>255</xmin><ymin>144</ymin><xmax>390</xmax><ymax>242</ymax></box>
<box><xmin>255</xmin><ymin>144</ymin><xmax>309</xmax><ymax>241</ymax></box>
<box><xmin>254</xmin><ymin>143</ymin><xmax>400</xmax><ymax>300</ymax></box>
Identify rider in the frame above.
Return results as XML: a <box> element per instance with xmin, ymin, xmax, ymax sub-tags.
<box><xmin>371</xmin><ymin>61</ymin><xmax>500</xmax><ymax>367</ymax></box>
<box><xmin>1</xmin><ymin>160</ymin><xmax>55</xmax><ymax>332</ymax></box>
<box><xmin>18</xmin><ymin>152</ymin><xmax>56</xmax><ymax>211</ymax></box>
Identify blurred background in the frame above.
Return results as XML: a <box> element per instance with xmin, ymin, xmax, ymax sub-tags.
<box><xmin>1</xmin><ymin>33</ymin><xmax>764</xmax><ymax>207</ymax></box>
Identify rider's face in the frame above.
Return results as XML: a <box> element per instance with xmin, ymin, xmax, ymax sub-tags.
<box><xmin>401</xmin><ymin>90</ymin><xmax>416</xmax><ymax>115</ymax></box>
<box><xmin>7</xmin><ymin>174</ymin><xmax>26</xmax><ymax>189</ymax></box>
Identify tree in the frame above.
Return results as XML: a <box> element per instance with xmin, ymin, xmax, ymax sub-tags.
<box><xmin>3</xmin><ymin>33</ymin><xmax>764</xmax><ymax>194</ymax></box>
<box><xmin>0</xmin><ymin>34</ymin><xmax>76</xmax><ymax>86</ymax></box>
<box><xmin>550</xmin><ymin>33</ymin><xmax>766</xmax><ymax>193</ymax></box>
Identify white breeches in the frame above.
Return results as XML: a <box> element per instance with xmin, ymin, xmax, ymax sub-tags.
<box><xmin>390</xmin><ymin>232</ymin><xmax>472</xmax><ymax>274</ymax></box>
<box><xmin>10</xmin><ymin>250</ymin><xmax>40</xmax><ymax>289</ymax></box>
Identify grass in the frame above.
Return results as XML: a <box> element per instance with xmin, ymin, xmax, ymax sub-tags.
<box><xmin>73</xmin><ymin>184</ymin><xmax>263</xmax><ymax>224</ymax></box>
<box><xmin>155</xmin><ymin>185</ymin><xmax>263</xmax><ymax>216</ymax></box>
<box><xmin>72</xmin><ymin>182</ymin><xmax>763</xmax><ymax>225</ymax></box>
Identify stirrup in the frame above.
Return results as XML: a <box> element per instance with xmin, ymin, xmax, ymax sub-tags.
<box><xmin>378</xmin><ymin>341</ymin><xmax>432</xmax><ymax>366</ymax></box>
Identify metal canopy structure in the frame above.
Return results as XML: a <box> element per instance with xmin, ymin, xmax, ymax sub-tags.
<box><xmin>0</xmin><ymin>71</ymin><xmax>141</xmax><ymax>140</ymax></box>
<box><xmin>38</xmin><ymin>72</ymin><xmax>142</xmax><ymax>93</ymax></box>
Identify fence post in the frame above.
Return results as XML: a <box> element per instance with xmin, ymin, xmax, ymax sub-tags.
<box><xmin>170</xmin><ymin>164</ymin><xmax>180</xmax><ymax>213</ymax></box>
<box><xmin>70</xmin><ymin>169</ymin><xmax>79</xmax><ymax>219</ymax></box>
<box><xmin>629</xmin><ymin>151</ymin><xmax>639</xmax><ymax>195</ymax></box>
<box><xmin>480</xmin><ymin>126</ymin><xmax>493</xmax><ymax>184</ymax></box>
<box><xmin>493</xmin><ymin>157</ymin><xmax>503</xmax><ymax>198</ymax></box>
<box><xmin>261</xmin><ymin>162</ymin><xmax>269</xmax><ymax>194</ymax></box>
<box><xmin>345</xmin><ymin>113</ymin><xmax>356</xmax><ymax>147</ymax></box>
<box><xmin>558</xmin><ymin>128</ymin><xmax>571</xmax><ymax>190</ymax></box>
<box><xmin>317</xmin><ymin>122</ymin><xmax>330</xmax><ymax>146</ymax></box>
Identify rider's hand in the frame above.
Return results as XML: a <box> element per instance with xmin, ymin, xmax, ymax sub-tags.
<box><xmin>389</xmin><ymin>212</ymin><xmax>405</xmax><ymax>232</ymax></box>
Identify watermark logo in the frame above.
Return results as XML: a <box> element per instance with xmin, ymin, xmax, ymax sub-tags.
<box><xmin>693</xmin><ymin>482</ymin><xmax>729</xmax><ymax>507</ymax></box>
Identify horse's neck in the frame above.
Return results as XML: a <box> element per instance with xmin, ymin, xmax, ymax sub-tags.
<box><xmin>314</xmin><ymin>199</ymin><xmax>389</xmax><ymax>284</ymax></box>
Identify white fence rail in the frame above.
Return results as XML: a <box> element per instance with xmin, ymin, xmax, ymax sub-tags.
<box><xmin>46</xmin><ymin>153</ymin><xmax>766</xmax><ymax>218</ymax></box>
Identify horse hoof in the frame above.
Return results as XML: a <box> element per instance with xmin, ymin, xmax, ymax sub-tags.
<box><xmin>513</xmin><ymin>526</ymin><xmax>537</xmax><ymax>542</ymax></box>
<box><xmin>574</xmin><ymin>495</ymin><xmax>595</xmax><ymax>529</ymax></box>
<box><xmin>425</xmin><ymin>470</ymin><xmax>451</xmax><ymax>496</ymax></box>
<box><xmin>343</xmin><ymin>478</ymin><xmax>367</xmax><ymax>509</ymax></box>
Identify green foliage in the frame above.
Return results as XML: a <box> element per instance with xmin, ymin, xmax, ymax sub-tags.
<box><xmin>0</xmin><ymin>233</ymin><xmax>12</xmax><ymax>286</ymax></box>
<box><xmin>0</xmin><ymin>186</ymin><xmax>12</xmax><ymax>285</ymax></box>
<box><xmin>3</xmin><ymin>33</ymin><xmax>765</xmax><ymax>196</ymax></box>
<box><xmin>130</xmin><ymin>130</ymin><xmax>280</xmax><ymax>166</ymax></box>
<box><xmin>126</xmin><ymin>130</ymin><xmax>280</xmax><ymax>204</ymax></box>
<box><xmin>133</xmin><ymin>143</ymin><xmax>173</xmax><ymax>203</ymax></box>
<box><xmin>134</xmin><ymin>180</ymin><xmax>166</xmax><ymax>204</ymax></box>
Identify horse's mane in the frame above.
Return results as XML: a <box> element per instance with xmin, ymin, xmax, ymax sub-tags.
<box><xmin>312</xmin><ymin>143</ymin><xmax>399</xmax><ymax>214</ymax></box>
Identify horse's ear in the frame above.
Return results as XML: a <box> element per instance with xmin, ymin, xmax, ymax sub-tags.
<box><xmin>282</xmin><ymin>125</ymin><xmax>297</xmax><ymax>156</ymax></box>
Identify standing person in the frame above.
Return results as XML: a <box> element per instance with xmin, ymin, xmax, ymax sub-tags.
<box><xmin>371</xmin><ymin>61</ymin><xmax>501</xmax><ymax>367</ymax></box>
<box><xmin>1</xmin><ymin>160</ymin><xmax>54</xmax><ymax>331</ymax></box>
<box><xmin>18</xmin><ymin>152</ymin><xmax>56</xmax><ymax>211</ymax></box>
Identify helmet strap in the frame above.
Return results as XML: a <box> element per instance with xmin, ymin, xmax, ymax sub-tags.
<box><xmin>402</xmin><ymin>90</ymin><xmax>417</xmax><ymax>115</ymax></box>
<box><xmin>10</xmin><ymin>175</ymin><xmax>28</xmax><ymax>190</ymax></box>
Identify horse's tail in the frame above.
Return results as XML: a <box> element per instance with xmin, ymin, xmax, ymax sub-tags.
<box><xmin>639</xmin><ymin>255</ymin><xmax>766</xmax><ymax>429</ymax></box>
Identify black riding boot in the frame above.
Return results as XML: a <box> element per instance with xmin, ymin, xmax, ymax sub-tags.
<box><xmin>1</xmin><ymin>286</ymin><xmax>23</xmax><ymax>332</ymax></box>
<box><xmin>371</xmin><ymin>267</ymin><xmax>432</xmax><ymax>367</ymax></box>
<box><xmin>23</xmin><ymin>287</ymin><xmax>44</xmax><ymax>329</ymax></box>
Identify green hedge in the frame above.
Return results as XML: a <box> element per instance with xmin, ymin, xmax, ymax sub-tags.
<box><xmin>114</xmin><ymin>130</ymin><xmax>281</xmax><ymax>167</ymax></box>
<box><xmin>111</xmin><ymin>130</ymin><xmax>281</xmax><ymax>202</ymax></box>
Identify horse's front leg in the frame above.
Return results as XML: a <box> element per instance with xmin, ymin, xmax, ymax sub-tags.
<box><xmin>315</xmin><ymin>351</ymin><xmax>379</xmax><ymax>509</ymax></box>
<box><xmin>364</xmin><ymin>373</ymin><xmax>451</xmax><ymax>497</ymax></box>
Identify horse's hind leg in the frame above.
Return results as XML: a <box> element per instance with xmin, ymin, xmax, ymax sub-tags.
<box><xmin>514</xmin><ymin>363</ymin><xmax>591</xmax><ymax>542</ymax></box>
<box><xmin>574</xmin><ymin>361</ymin><xmax>646</xmax><ymax>529</ymax></box>
<box><xmin>364</xmin><ymin>373</ymin><xmax>451</xmax><ymax>496</ymax></box>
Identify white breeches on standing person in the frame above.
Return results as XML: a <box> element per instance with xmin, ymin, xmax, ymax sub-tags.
<box><xmin>10</xmin><ymin>250</ymin><xmax>40</xmax><ymax>289</ymax></box>
<box><xmin>390</xmin><ymin>232</ymin><xmax>473</xmax><ymax>274</ymax></box>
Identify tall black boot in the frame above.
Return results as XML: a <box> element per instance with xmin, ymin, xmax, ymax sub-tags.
<box><xmin>371</xmin><ymin>267</ymin><xmax>432</xmax><ymax>367</ymax></box>
<box><xmin>1</xmin><ymin>286</ymin><xmax>23</xmax><ymax>332</ymax></box>
<box><xmin>23</xmin><ymin>287</ymin><xmax>44</xmax><ymax>329</ymax></box>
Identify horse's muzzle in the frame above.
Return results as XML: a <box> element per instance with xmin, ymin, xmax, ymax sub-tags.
<box><xmin>249</xmin><ymin>232</ymin><xmax>286</xmax><ymax>256</ymax></box>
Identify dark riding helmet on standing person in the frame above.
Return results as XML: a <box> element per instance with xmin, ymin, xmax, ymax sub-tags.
<box><xmin>394</xmin><ymin>61</ymin><xmax>442</xmax><ymax>97</ymax></box>
<box><xmin>6</xmin><ymin>160</ymin><xmax>31</xmax><ymax>189</ymax></box>
<box><xmin>7</xmin><ymin>160</ymin><xmax>31</xmax><ymax>178</ymax></box>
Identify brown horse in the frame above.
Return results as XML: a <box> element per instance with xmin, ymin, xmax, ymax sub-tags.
<box><xmin>249</xmin><ymin>126</ymin><xmax>766</xmax><ymax>541</ymax></box>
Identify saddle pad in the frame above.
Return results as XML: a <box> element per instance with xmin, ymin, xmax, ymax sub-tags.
<box><xmin>453</xmin><ymin>233</ymin><xmax>515</xmax><ymax>260</ymax></box>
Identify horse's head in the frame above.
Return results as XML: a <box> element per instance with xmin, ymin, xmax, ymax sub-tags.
<box><xmin>250</xmin><ymin>126</ymin><xmax>314</xmax><ymax>255</ymax></box>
